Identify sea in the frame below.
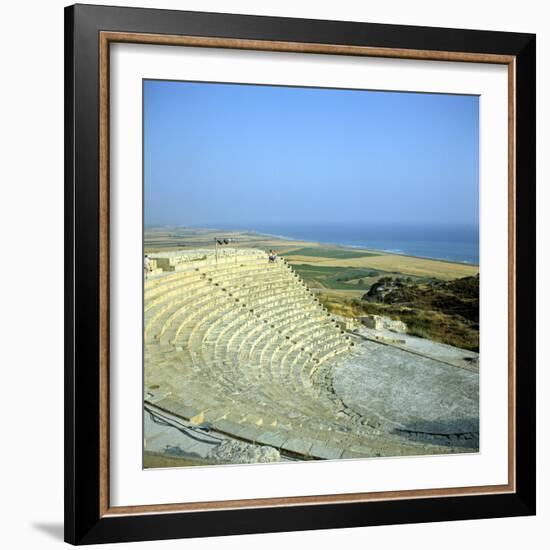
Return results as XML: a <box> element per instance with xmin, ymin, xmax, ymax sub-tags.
<box><xmin>220</xmin><ymin>222</ymin><xmax>479</xmax><ymax>265</ymax></box>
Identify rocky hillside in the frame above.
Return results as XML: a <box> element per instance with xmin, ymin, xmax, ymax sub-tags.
<box><xmin>360</xmin><ymin>275</ymin><xmax>479</xmax><ymax>351</ymax></box>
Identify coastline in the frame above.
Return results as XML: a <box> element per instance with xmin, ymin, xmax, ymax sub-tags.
<box><xmin>144</xmin><ymin>225</ymin><xmax>480</xmax><ymax>272</ymax></box>
<box><xmin>245</xmin><ymin>229</ymin><xmax>480</xmax><ymax>268</ymax></box>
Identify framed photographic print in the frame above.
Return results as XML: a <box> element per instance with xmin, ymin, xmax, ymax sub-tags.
<box><xmin>64</xmin><ymin>3</ymin><xmax>536</xmax><ymax>545</ymax></box>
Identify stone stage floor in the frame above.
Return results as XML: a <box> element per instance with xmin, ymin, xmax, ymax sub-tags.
<box><xmin>144</xmin><ymin>330</ymin><xmax>479</xmax><ymax>467</ymax></box>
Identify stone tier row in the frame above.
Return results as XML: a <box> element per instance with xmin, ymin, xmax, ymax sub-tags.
<box><xmin>144</xmin><ymin>252</ymin><xmax>376</xmax><ymax>459</ymax></box>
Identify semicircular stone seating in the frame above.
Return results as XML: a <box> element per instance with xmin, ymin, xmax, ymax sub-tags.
<box><xmin>144</xmin><ymin>248</ymin><xmax>423</xmax><ymax>459</ymax></box>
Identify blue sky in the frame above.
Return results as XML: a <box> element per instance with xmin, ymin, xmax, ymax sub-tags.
<box><xmin>144</xmin><ymin>80</ymin><xmax>479</xmax><ymax>228</ymax></box>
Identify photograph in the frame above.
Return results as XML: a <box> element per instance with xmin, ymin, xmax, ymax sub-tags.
<box><xmin>142</xmin><ymin>79</ymin><xmax>480</xmax><ymax>468</ymax></box>
<box><xmin>59</xmin><ymin>2</ymin><xmax>537</xmax><ymax>544</ymax></box>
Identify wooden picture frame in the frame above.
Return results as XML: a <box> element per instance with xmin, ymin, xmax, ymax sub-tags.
<box><xmin>65</xmin><ymin>3</ymin><xmax>536</xmax><ymax>545</ymax></box>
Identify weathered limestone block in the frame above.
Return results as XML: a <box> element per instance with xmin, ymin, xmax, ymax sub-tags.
<box><xmin>361</xmin><ymin>314</ymin><xmax>407</xmax><ymax>333</ymax></box>
<box><xmin>207</xmin><ymin>439</ymin><xmax>281</xmax><ymax>463</ymax></box>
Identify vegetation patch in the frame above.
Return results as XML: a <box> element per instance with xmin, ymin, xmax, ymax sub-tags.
<box><xmin>317</xmin><ymin>274</ymin><xmax>479</xmax><ymax>351</ymax></box>
<box><xmin>143</xmin><ymin>451</ymin><xmax>219</xmax><ymax>469</ymax></box>
<box><xmin>284</xmin><ymin>247</ymin><xmax>379</xmax><ymax>259</ymax></box>
<box><xmin>290</xmin><ymin>264</ymin><xmax>395</xmax><ymax>291</ymax></box>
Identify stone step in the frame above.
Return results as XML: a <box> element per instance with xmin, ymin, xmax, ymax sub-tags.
<box><xmin>144</xmin><ymin>248</ymin><xmax>360</xmax><ymax>456</ymax></box>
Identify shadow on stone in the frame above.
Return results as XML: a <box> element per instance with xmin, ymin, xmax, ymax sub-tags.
<box><xmin>391</xmin><ymin>417</ymin><xmax>479</xmax><ymax>449</ymax></box>
<box><xmin>164</xmin><ymin>444</ymin><xmax>203</xmax><ymax>459</ymax></box>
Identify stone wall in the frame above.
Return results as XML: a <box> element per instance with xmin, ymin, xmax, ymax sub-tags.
<box><xmin>361</xmin><ymin>314</ymin><xmax>407</xmax><ymax>333</ymax></box>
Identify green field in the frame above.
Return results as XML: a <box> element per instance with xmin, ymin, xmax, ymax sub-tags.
<box><xmin>291</xmin><ymin>263</ymin><xmax>392</xmax><ymax>291</ymax></box>
<box><xmin>284</xmin><ymin>247</ymin><xmax>379</xmax><ymax>259</ymax></box>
